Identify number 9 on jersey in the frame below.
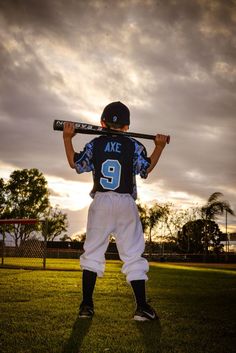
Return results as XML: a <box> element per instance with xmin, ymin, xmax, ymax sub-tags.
<box><xmin>100</xmin><ymin>159</ymin><xmax>121</xmax><ymax>191</ymax></box>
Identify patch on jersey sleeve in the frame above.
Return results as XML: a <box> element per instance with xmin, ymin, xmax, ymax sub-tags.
<box><xmin>133</xmin><ymin>141</ymin><xmax>151</xmax><ymax>178</ymax></box>
<box><xmin>74</xmin><ymin>141</ymin><xmax>94</xmax><ymax>174</ymax></box>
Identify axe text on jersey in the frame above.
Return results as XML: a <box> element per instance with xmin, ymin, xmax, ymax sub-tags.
<box><xmin>104</xmin><ymin>141</ymin><xmax>122</xmax><ymax>153</ymax></box>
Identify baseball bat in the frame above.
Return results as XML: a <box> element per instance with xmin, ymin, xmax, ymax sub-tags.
<box><xmin>53</xmin><ymin>119</ymin><xmax>170</xmax><ymax>143</ymax></box>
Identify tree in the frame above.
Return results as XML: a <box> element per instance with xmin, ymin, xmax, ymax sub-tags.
<box><xmin>0</xmin><ymin>178</ymin><xmax>8</xmax><ymax>218</ymax></box>
<box><xmin>0</xmin><ymin>178</ymin><xmax>8</xmax><ymax>246</ymax></box>
<box><xmin>201</xmin><ymin>192</ymin><xmax>234</xmax><ymax>221</ymax></box>
<box><xmin>137</xmin><ymin>201</ymin><xmax>170</xmax><ymax>257</ymax></box>
<box><xmin>163</xmin><ymin>206</ymin><xmax>199</xmax><ymax>239</ymax></box>
<box><xmin>148</xmin><ymin>203</ymin><xmax>169</xmax><ymax>243</ymax></box>
<box><xmin>201</xmin><ymin>192</ymin><xmax>234</xmax><ymax>254</ymax></box>
<box><xmin>60</xmin><ymin>232</ymin><xmax>86</xmax><ymax>242</ymax></box>
<box><xmin>5</xmin><ymin>168</ymin><xmax>50</xmax><ymax>246</ymax></box>
<box><xmin>6</xmin><ymin>169</ymin><xmax>49</xmax><ymax>218</ymax></box>
<box><xmin>136</xmin><ymin>200</ymin><xmax>149</xmax><ymax>235</ymax></box>
<box><xmin>0</xmin><ymin>178</ymin><xmax>5</xmax><ymax>215</ymax></box>
<box><xmin>136</xmin><ymin>201</ymin><xmax>168</xmax><ymax>242</ymax></box>
<box><xmin>45</xmin><ymin>206</ymin><xmax>68</xmax><ymax>241</ymax></box>
<box><xmin>178</xmin><ymin>219</ymin><xmax>223</xmax><ymax>254</ymax></box>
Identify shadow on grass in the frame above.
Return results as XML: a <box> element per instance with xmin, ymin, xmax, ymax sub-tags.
<box><xmin>136</xmin><ymin>319</ymin><xmax>162</xmax><ymax>353</ymax></box>
<box><xmin>62</xmin><ymin>316</ymin><xmax>92</xmax><ymax>353</ymax></box>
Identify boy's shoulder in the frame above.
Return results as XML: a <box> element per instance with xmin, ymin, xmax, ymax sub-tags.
<box><xmin>88</xmin><ymin>135</ymin><xmax>137</xmax><ymax>154</ymax></box>
<box><xmin>91</xmin><ymin>134</ymin><xmax>144</xmax><ymax>145</ymax></box>
<box><xmin>89</xmin><ymin>135</ymin><xmax>147</xmax><ymax>152</ymax></box>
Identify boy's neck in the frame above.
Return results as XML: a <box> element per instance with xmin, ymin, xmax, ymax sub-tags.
<box><xmin>101</xmin><ymin>122</ymin><xmax>129</xmax><ymax>132</ymax></box>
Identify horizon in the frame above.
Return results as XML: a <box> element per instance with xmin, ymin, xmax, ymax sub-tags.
<box><xmin>1</xmin><ymin>165</ymin><xmax>236</xmax><ymax>238</ymax></box>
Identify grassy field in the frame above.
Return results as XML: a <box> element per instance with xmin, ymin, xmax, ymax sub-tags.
<box><xmin>1</xmin><ymin>257</ymin><xmax>81</xmax><ymax>270</ymax></box>
<box><xmin>0</xmin><ymin>261</ymin><xmax>236</xmax><ymax>353</ymax></box>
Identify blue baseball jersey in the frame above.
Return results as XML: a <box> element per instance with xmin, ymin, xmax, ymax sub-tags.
<box><xmin>73</xmin><ymin>135</ymin><xmax>151</xmax><ymax>199</ymax></box>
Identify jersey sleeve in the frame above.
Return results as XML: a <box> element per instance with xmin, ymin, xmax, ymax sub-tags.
<box><xmin>73</xmin><ymin>140</ymin><xmax>94</xmax><ymax>174</ymax></box>
<box><xmin>133</xmin><ymin>140</ymin><xmax>151</xmax><ymax>178</ymax></box>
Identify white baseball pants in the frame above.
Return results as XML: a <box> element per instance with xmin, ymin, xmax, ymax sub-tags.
<box><xmin>80</xmin><ymin>192</ymin><xmax>149</xmax><ymax>282</ymax></box>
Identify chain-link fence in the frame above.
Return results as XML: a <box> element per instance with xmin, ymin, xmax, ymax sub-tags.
<box><xmin>1</xmin><ymin>219</ymin><xmax>236</xmax><ymax>270</ymax></box>
<box><xmin>0</xmin><ymin>219</ymin><xmax>47</xmax><ymax>269</ymax></box>
<box><xmin>0</xmin><ymin>219</ymin><xmax>83</xmax><ymax>270</ymax></box>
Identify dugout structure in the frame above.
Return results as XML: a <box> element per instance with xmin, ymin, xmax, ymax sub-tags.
<box><xmin>0</xmin><ymin>219</ymin><xmax>47</xmax><ymax>269</ymax></box>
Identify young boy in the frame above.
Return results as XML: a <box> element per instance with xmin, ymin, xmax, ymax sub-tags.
<box><xmin>63</xmin><ymin>101</ymin><xmax>168</xmax><ymax>321</ymax></box>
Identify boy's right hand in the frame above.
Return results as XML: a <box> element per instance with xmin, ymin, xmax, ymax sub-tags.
<box><xmin>63</xmin><ymin>122</ymin><xmax>76</xmax><ymax>139</ymax></box>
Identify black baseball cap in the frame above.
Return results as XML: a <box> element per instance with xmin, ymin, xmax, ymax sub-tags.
<box><xmin>101</xmin><ymin>101</ymin><xmax>130</xmax><ymax>125</ymax></box>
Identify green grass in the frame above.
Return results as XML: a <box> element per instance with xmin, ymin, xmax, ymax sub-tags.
<box><xmin>0</xmin><ymin>261</ymin><xmax>236</xmax><ymax>353</ymax></box>
<box><xmin>2</xmin><ymin>257</ymin><xmax>81</xmax><ymax>270</ymax></box>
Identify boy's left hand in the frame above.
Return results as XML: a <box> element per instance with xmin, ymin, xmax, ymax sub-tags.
<box><xmin>154</xmin><ymin>134</ymin><xmax>169</xmax><ymax>148</ymax></box>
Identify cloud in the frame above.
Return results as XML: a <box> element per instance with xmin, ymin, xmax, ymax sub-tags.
<box><xmin>56</xmin><ymin>207</ymin><xmax>89</xmax><ymax>239</ymax></box>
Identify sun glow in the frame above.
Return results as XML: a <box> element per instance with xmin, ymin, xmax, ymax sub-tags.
<box><xmin>46</xmin><ymin>175</ymin><xmax>92</xmax><ymax>211</ymax></box>
<box><xmin>0</xmin><ymin>163</ymin><xmax>92</xmax><ymax>211</ymax></box>
<box><xmin>138</xmin><ymin>179</ymin><xmax>203</xmax><ymax>208</ymax></box>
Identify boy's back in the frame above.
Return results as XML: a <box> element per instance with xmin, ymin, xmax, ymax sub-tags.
<box><xmin>74</xmin><ymin>134</ymin><xmax>150</xmax><ymax>199</ymax></box>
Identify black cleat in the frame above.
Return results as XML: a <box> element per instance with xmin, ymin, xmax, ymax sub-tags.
<box><xmin>133</xmin><ymin>304</ymin><xmax>158</xmax><ymax>321</ymax></box>
<box><xmin>79</xmin><ymin>303</ymin><xmax>94</xmax><ymax>319</ymax></box>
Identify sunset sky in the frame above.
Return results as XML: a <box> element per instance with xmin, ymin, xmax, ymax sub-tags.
<box><xmin>0</xmin><ymin>0</ymin><xmax>236</xmax><ymax>237</ymax></box>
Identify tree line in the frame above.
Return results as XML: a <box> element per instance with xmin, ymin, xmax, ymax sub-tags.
<box><xmin>137</xmin><ymin>192</ymin><xmax>234</xmax><ymax>254</ymax></box>
<box><xmin>0</xmin><ymin>168</ymin><xmax>235</xmax><ymax>254</ymax></box>
<box><xmin>0</xmin><ymin>168</ymin><xmax>68</xmax><ymax>246</ymax></box>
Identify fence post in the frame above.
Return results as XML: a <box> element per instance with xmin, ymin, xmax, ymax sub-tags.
<box><xmin>1</xmin><ymin>225</ymin><xmax>6</xmax><ymax>266</ymax></box>
<box><xmin>42</xmin><ymin>219</ymin><xmax>48</xmax><ymax>270</ymax></box>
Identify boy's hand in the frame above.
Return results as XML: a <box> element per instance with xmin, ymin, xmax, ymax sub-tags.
<box><xmin>154</xmin><ymin>134</ymin><xmax>169</xmax><ymax>148</ymax></box>
<box><xmin>63</xmin><ymin>122</ymin><xmax>76</xmax><ymax>139</ymax></box>
<box><xmin>147</xmin><ymin>134</ymin><xmax>169</xmax><ymax>174</ymax></box>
